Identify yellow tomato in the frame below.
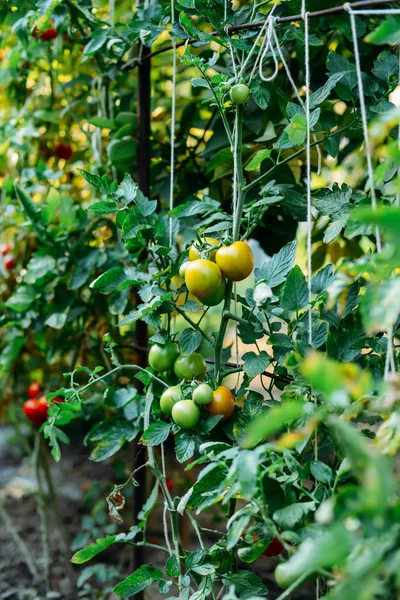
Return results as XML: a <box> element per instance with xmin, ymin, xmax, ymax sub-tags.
<box><xmin>185</xmin><ymin>259</ymin><xmax>222</xmax><ymax>299</ymax></box>
<box><xmin>215</xmin><ymin>241</ymin><xmax>254</xmax><ymax>282</ymax></box>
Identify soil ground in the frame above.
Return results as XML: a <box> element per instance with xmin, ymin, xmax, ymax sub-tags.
<box><xmin>0</xmin><ymin>425</ymin><xmax>313</xmax><ymax>600</ymax></box>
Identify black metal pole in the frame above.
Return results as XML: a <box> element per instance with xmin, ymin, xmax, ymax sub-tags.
<box><xmin>131</xmin><ymin>41</ymin><xmax>151</xmax><ymax>592</ymax></box>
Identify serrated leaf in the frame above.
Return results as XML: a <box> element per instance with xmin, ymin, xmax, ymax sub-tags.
<box><xmin>141</xmin><ymin>420</ymin><xmax>172</xmax><ymax>446</ymax></box>
<box><xmin>179</xmin><ymin>329</ymin><xmax>202</xmax><ymax>355</ymax></box>
<box><xmin>282</xmin><ymin>265</ymin><xmax>308</xmax><ymax>312</ymax></box>
<box><xmin>113</xmin><ymin>565</ymin><xmax>164</xmax><ymax>597</ymax></box>
<box><xmin>71</xmin><ymin>536</ymin><xmax>118</xmax><ymax>564</ymax></box>
<box><xmin>258</xmin><ymin>240</ymin><xmax>296</xmax><ymax>288</ymax></box>
<box><xmin>242</xmin><ymin>351</ymin><xmax>270</xmax><ymax>379</ymax></box>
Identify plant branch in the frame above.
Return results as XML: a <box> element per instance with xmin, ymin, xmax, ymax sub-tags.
<box><xmin>170</xmin><ymin>300</ymin><xmax>213</xmax><ymax>343</ymax></box>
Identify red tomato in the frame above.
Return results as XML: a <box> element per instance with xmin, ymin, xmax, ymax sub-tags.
<box><xmin>28</xmin><ymin>382</ymin><xmax>41</xmax><ymax>398</ymax></box>
<box><xmin>40</xmin><ymin>28</ymin><xmax>58</xmax><ymax>41</ymax></box>
<box><xmin>4</xmin><ymin>255</ymin><xmax>16</xmax><ymax>271</ymax></box>
<box><xmin>0</xmin><ymin>243</ymin><xmax>13</xmax><ymax>256</ymax></box>
<box><xmin>263</xmin><ymin>537</ymin><xmax>284</xmax><ymax>557</ymax></box>
<box><xmin>166</xmin><ymin>478</ymin><xmax>174</xmax><ymax>492</ymax></box>
<box><xmin>23</xmin><ymin>396</ymin><xmax>49</xmax><ymax>426</ymax></box>
<box><xmin>54</xmin><ymin>143</ymin><xmax>73</xmax><ymax>161</ymax></box>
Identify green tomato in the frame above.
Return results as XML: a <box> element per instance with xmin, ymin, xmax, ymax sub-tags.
<box><xmin>172</xmin><ymin>400</ymin><xmax>200</xmax><ymax>429</ymax></box>
<box><xmin>193</xmin><ymin>383</ymin><xmax>213</xmax><ymax>405</ymax></box>
<box><xmin>202</xmin><ymin>279</ymin><xmax>226</xmax><ymax>307</ymax></box>
<box><xmin>160</xmin><ymin>386</ymin><xmax>182</xmax><ymax>415</ymax></box>
<box><xmin>230</xmin><ymin>84</ymin><xmax>250</xmax><ymax>105</ymax></box>
<box><xmin>148</xmin><ymin>341</ymin><xmax>178</xmax><ymax>372</ymax></box>
<box><xmin>179</xmin><ymin>262</ymin><xmax>190</xmax><ymax>278</ymax></box>
<box><xmin>174</xmin><ymin>352</ymin><xmax>207</xmax><ymax>381</ymax></box>
<box><xmin>220</xmin><ymin>83</ymin><xmax>231</xmax><ymax>93</ymax></box>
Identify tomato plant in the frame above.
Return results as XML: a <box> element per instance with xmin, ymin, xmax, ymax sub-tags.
<box><xmin>1</xmin><ymin>1</ymin><xmax>400</xmax><ymax>599</ymax></box>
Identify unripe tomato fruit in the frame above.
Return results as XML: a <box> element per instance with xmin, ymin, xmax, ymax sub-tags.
<box><xmin>172</xmin><ymin>400</ymin><xmax>200</xmax><ymax>429</ymax></box>
<box><xmin>189</xmin><ymin>237</ymin><xmax>219</xmax><ymax>261</ymax></box>
<box><xmin>160</xmin><ymin>386</ymin><xmax>183</xmax><ymax>415</ymax></box>
<box><xmin>185</xmin><ymin>259</ymin><xmax>222</xmax><ymax>299</ymax></box>
<box><xmin>193</xmin><ymin>383</ymin><xmax>213</xmax><ymax>405</ymax></box>
<box><xmin>23</xmin><ymin>396</ymin><xmax>48</xmax><ymax>426</ymax></box>
<box><xmin>179</xmin><ymin>262</ymin><xmax>190</xmax><ymax>278</ymax></box>
<box><xmin>215</xmin><ymin>242</ymin><xmax>254</xmax><ymax>282</ymax></box>
<box><xmin>230</xmin><ymin>84</ymin><xmax>250</xmax><ymax>104</ymax></box>
<box><xmin>28</xmin><ymin>382</ymin><xmax>41</xmax><ymax>398</ymax></box>
<box><xmin>207</xmin><ymin>386</ymin><xmax>234</xmax><ymax>421</ymax></box>
<box><xmin>4</xmin><ymin>255</ymin><xmax>17</xmax><ymax>271</ymax></box>
<box><xmin>202</xmin><ymin>279</ymin><xmax>226</xmax><ymax>307</ymax></box>
<box><xmin>174</xmin><ymin>352</ymin><xmax>207</xmax><ymax>380</ymax></box>
<box><xmin>0</xmin><ymin>243</ymin><xmax>13</xmax><ymax>256</ymax></box>
<box><xmin>148</xmin><ymin>342</ymin><xmax>178</xmax><ymax>372</ymax></box>
<box><xmin>274</xmin><ymin>563</ymin><xmax>297</xmax><ymax>589</ymax></box>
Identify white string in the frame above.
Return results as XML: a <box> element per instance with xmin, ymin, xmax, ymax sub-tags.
<box><xmin>238</xmin><ymin>2</ymin><xmax>278</xmax><ymax>80</ymax></box>
<box><xmin>257</xmin><ymin>18</ymin><xmax>279</xmax><ymax>83</ymax></box>
<box><xmin>163</xmin><ymin>502</ymin><xmax>173</xmax><ymax>556</ymax></box>
<box><xmin>351</xmin><ymin>9</ymin><xmax>400</xmax><ymax>14</ymax></box>
<box><xmin>232</xmin><ymin>109</ymin><xmax>239</xmax><ymax>229</ymax></box>
<box><xmin>270</xmin><ymin>25</ymin><xmax>322</xmax><ymax>174</ymax></box>
<box><xmin>303</xmin><ymin>1</ymin><xmax>313</xmax><ymax>347</ymax></box>
<box><xmin>347</xmin><ymin>6</ymin><xmax>382</xmax><ymax>252</ymax></box>
<box><xmin>169</xmin><ymin>0</ymin><xmax>177</xmax><ymax>249</ymax></box>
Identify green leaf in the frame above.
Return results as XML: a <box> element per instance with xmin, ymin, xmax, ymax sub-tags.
<box><xmin>282</xmin><ymin>265</ymin><xmax>308</xmax><ymax>312</ymax></box>
<box><xmin>286</xmin><ymin>114</ymin><xmax>307</xmax><ymax>146</ymax></box>
<box><xmin>175</xmin><ymin>431</ymin><xmax>197</xmax><ymax>463</ymax></box>
<box><xmin>140</xmin><ymin>421</ymin><xmax>172</xmax><ymax>446</ymax></box>
<box><xmin>309</xmin><ymin>72</ymin><xmax>344</xmax><ymax>108</ymax></box>
<box><xmin>242</xmin><ymin>351</ymin><xmax>270</xmax><ymax>379</ymax></box>
<box><xmin>5</xmin><ymin>286</ymin><xmax>38</xmax><ymax>312</ymax></box>
<box><xmin>179</xmin><ymin>328</ymin><xmax>202</xmax><ymax>355</ymax></box>
<box><xmin>24</xmin><ymin>254</ymin><xmax>56</xmax><ymax>284</ymax></box>
<box><xmin>221</xmin><ymin>571</ymin><xmax>268</xmax><ymax>598</ymax></box>
<box><xmin>245</xmin><ymin>149</ymin><xmax>271</xmax><ymax>172</ymax></box>
<box><xmin>310</xmin><ymin>460</ymin><xmax>333</xmax><ymax>484</ymax></box>
<box><xmin>241</xmin><ymin>401</ymin><xmax>305</xmax><ymax>449</ymax></box>
<box><xmin>113</xmin><ymin>565</ymin><xmax>164</xmax><ymax>597</ymax></box>
<box><xmin>249</xmin><ymin>78</ymin><xmax>270</xmax><ymax>110</ymax></box>
<box><xmin>273</xmin><ymin>501</ymin><xmax>316</xmax><ymax>529</ymax></box>
<box><xmin>165</xmin><ymin>556</ymin><xmax>180</xmax><ymax>578</ymax></box>
<box><xmin>88</xmin><ymin>201</ymin><xmax>117</xmax><ymax>215</ymax></box>
<box><xmin>83</xmin><ymin>28</ymin><xmax>108</xmax><ymax>56</ymax></box>
<box><xmin>71</xmin><ymin>536</ymin><xmax>118</xmax><ymax>564</ymax></box>
<box><xmin>257</xmin><ymin>239</ymin><xmax>296</xmax><ymax>288</ymax></box>
<box><xmin>372</xmin><ymin>50</ymin><xmax>399</xmax><ymax>81</ymax></box>
<box><xmin>91</xmin><ymin>267</ymin><xmax>127</xmax><ymax>294</ymax></box>
<box><xmin>89</xmin><ymin>116</ymin><xmax>116</xmax><ymax>128</ymax></box>
<box><xmin>366</xmin><ymin>16</ymin><xmax>400</xmax><ymax>45</ymax></box>
<box><xmin>89</xmin><ymin>421</ymin><xmax>139</xmax><ymax>462</ymax></box>
<box><xmin>360</xmin><ymin>279</ymin><xmax>400</xmax><ymax>335</ymax></box>
<box><xmin>78</xmin><ymin>170</ymin><xmax>117</xmax><ymax>195</ymax></box>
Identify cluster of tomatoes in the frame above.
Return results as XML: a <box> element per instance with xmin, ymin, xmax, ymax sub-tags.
<box><xmin>179</xmin><ymin>238</ymin><xmax>254</xmax><ymax>306</ymax></box>
<box><xmin>1</xmin><ymin>243</ymin><xmax>16</xmax><ymax>271</ymax></box>
<box><xmin>23</xmin><ymin>383</ymin><xmax>63</xmax><ymax>427</ymax></box>
<box><xmin>149</xmin><ymin>343</ymin><xmax>234</xmax><ymax>428</ymax></box>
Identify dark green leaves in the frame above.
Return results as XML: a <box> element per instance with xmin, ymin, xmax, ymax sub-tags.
<box><xmin>113</xmin><ymin>565</ymin><xmax>164</xmax><ymax>598</ymax></box>
<box><xmin>140</xmin><ymin>420</ymin><xmax>172</xmax><ymax>446</ymax></box>
<box><xmin>256</xmin><ymin>240</ymin><xmax>296</xmax><ymax>288</ymax></box>
<box><xmin>282</xmin><ymin>266</ymin><xmax>308</xmax><ymax>312</ymax></box>
<box><xmin>179</xmin><ymin>328</ymin><xmax>202</xmax><ymax>355</ymax></box>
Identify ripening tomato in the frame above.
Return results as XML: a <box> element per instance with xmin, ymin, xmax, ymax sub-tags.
<box><xmin>202</xmin><ymin>279</ymin><xmax>226</xmax><ymax>307</ymax></box>
<box><xmin>4</xmin><ymin>255</ymin><xmax>17</xmax><ymax>271</ymax></box>
<box><xmin>40</xmin><ymin>28</ymin><xmax>58</xmax><ymax>41</ymax></box>
<box><xmin>23</xmin><ymin>396</ymin><xmax>48</xmax><ymax>426</ymax></box>
<box><xmin>54</xmin><ymin>142</ymin><xmax>73</xmax><ymax>161</ymax></box>
<box><xmin>148</xmin><ymin>342</ymin><xmax>178</xmax><ymax>372</ymax></box>
<box><xmin>230</xmin><ymin>84</ymin><xmax>250</xmax><ymax>105</ymax></box>
<box><xmin>193</xmin><ymin>383</ymin><xmax>213</xmax><ymax>405</ymax></box>
<box><xmin>207</xmin><ymin>386</ymin><xmax>234</xmax><ymax>421</ymax></box>
<box><xmin>28</xmin><ymin>382</ymin><xmax>41</xmax><ymax>399</ymax></box>
<box><xmin>172</xmin><ymin>400</ymin><xmax>200</xmax><ymax>429</ymax></box>
<box><xmin>185</xmin><ymin>259</ymin><xmax>222</xmax><ymax>299</ymax></box>
<box><xmin>215</xmin><ymin>242</ymin><xmax>254</xmax><ymax>282</ymax></box>
<box><xmin>160</xmin><ymin>386</ymin><xmax>183</xmax><ymax>415</ymax></box>
<box><xmin>189</xmin><ymin>237</ymin><xmax>219</xmax><ymax>261</ymax></box>
<box><xmin>174</xmin><ymin>353</ymin><xmax>207</xmax><ymax>381</ymax></box>
<box><xmin>0</xmin><ymin>243</ymin><xmax>13</xmax><ymax>256</ymax></box>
